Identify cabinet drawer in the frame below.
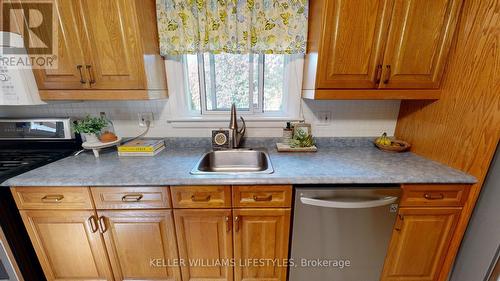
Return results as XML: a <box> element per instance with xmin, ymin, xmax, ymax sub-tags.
<box><xmin>400</xmin><ymin>184</ymin><xmax>470</xmax><ymax>207</ymax></box>
<box><xmin>171</xmin><ymin>186</ymin><xmax>231</xmax><ymax>208</ymax></box>
<box><xmin>11</xmin><ymin>187</ymin><xmax>93</xmax><ymax>210</ymax></box>
<box><xmin>232</xmin><ymin>185</ymin><xmax>292</xmax><ymax>208</ymax></box>
<box><xmin>91</xmin><ymin>187</ymin><xmax>171</xmax><ymax>209</ymax></box>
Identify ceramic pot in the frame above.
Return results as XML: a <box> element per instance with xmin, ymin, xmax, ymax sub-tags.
<box><xmin>82</xmin><ymin>133</ymin><xmax>99</xmax><ymax>143</ymax></box>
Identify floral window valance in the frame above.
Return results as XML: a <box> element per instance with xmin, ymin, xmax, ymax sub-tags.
<box><xmin>156</xmin><ymin>0</ymin><xmax>308</xmax><ymax>55</ymax></box>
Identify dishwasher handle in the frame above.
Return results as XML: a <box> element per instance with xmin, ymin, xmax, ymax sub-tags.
<box><xmin>300</xmin><ymin>195</ymin><xmax>398</xmax><ymax>209</ymax></box>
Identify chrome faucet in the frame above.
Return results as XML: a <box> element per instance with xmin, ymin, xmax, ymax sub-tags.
<box><xmin>229</xmin><ymin>103</ymin><xmax>246</xmax><ymax>148</ymax></box>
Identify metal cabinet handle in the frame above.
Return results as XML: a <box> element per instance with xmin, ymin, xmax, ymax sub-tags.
<box><xmin>86</xmin><ymin>65</ymin><xmax>96</xmax><ymax>85</ymax></box>
<box><xmin>395</xmin><ymin>214</ymin><xmax>404</xmax><ymax>231</ymax></box>
<box><xmin>121</xmin><ymin>194</ymin><xmax>143</xmax><ymax>202</ymax></box>
<box><xmin>253</xmin><ymin>194</ymin><xmax>273</xmax><ymax>202</ymax></box>
<box><xmin>88</xmin><ymin>216</ymin><xmax>98</xmax><ymax>233</ymax></box>
<box><xmin>191</xmin><ymin>194</ymin><xmax>211</xmax><ymax>202</ymax></box>
<box><xmin>98</xmin><ymin>216</ymin><xmax>107</xmax><ymax>234</ymax></box>
<box><xmin>225</xmin><ymin>216</ymin><xmax>232</xmax><ymax>232</ymax></box>
<box><xmin>41</xmin><ymin>194</ymin><xmax>64</xmax><ymax>203</ymax></box>
<box><xmin>383</xmin><ymin>65</ymin><xmax>391</xmax><ymax>84</ymax></box>
<box><xmin>77</xmin><ymin>65</ymin><xmax>86</xmax><ymax>84</ymax></box>
<box><xmin>375</xmin><ymin>64</ymin><xmax>383</xmax><ymax>84</ymax></box>
<box><xmin>234</xmin><ymin>216</ymin><xmax>240</xmax><ymax>232</ymax></box>
<box><xmin>300</xmin><ymin>196</ymin><xmax>398</xmax><ymax>209</ymax></box>
<box><xmin>424</xmin><ymin>193</ymin><xmax>445</xmax><ymax>200</ymax></box>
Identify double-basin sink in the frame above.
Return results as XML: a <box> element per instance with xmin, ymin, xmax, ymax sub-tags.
<box><xmin>190</xmin><ymin>149</ymin><xmax>274</xmax><ymax>175</ymax></box>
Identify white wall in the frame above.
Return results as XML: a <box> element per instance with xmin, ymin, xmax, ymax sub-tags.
<box><xmin>0</xmin><ymin>99</ymin><xmax>400</xmax><ymax>137</ymax></box>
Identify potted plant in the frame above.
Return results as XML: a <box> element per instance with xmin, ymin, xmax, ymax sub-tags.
<box><xmin>73</xmin><ymin>116</ymin><xmax>108</xmax><ymax>143</ymax></box>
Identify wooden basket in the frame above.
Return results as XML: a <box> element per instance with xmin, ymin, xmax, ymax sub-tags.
<box><xmin>375</xmin><ymin>139</ymin><xmax>411</xmax><ymax>152</ymax></box>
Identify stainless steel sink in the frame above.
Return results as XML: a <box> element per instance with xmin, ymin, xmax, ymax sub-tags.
<box><xmin>190</xmin><ymin>149</ymin><xmax>274</xmax><ymax>174</ymax></box>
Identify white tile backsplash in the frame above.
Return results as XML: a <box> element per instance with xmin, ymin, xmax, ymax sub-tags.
<box><xmin>0</xmin><ymin>99</ymin><xmax>400</xmax><ymax>137</ymax></box>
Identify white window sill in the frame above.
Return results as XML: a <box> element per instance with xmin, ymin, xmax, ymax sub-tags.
<box><xmin>167</xmin><ymin>116</ymin><xmax>300</xmax><ymax>128</ymax></box>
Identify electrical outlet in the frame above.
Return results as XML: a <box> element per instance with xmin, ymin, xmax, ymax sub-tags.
<box><xmin>317</xmin><ymin>111</ymin><xmax>331</xmax><ymax>126</ymax></box>
<box><xmin>138</xmin><ymin>112</ymin><xmax>154</xmax><ymax>127</ymax></box>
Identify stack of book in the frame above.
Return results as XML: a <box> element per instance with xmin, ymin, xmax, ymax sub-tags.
<box><xmin>117</xmin><ymin>139</ymin><xmax>165</xmax><ymax>157</ymax></box>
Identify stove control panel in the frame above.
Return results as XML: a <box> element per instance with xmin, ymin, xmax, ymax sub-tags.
<box><xmin>0</xmin><ymin>118</ymin><xmax>73</xmax><ymax>140</ymax></box>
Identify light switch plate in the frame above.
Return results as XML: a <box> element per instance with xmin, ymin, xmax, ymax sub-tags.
<box><xmin>317</xmin><ymin>111</ymin><xmax>331</xmax><ymax>126</ymax></box>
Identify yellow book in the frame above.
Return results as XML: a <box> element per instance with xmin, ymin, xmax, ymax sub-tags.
<box><xmin>118</xmin><ymin>147</ymin><xmax>154</xmax><ymax>152</ymax></box>
<box><xmin>118</xmin><ymin>145</ymin><xmax>165</xmax><ymax>157</ymax></box>
<box><xmin>117</xmin><ymin>139</ymin><xmax>164</xmax><ymax>152</ymax></box>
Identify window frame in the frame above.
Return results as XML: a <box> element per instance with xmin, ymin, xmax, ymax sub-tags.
<box><xmin>197</xmin><ymin>53</ymin><xmax>262</xmax><ymax>114</ymax></box>
<box><xmin>165</xmin><ymin>53</ymin><xmax>304</xmax><ymax>127</ymax></box>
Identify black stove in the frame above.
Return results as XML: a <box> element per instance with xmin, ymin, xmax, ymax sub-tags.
<box><xmin>0</xmin><ymin>119</ymin><xmax>81</xmax><ymax>281</ymax></box>
<box><xmin>0</xmin><ymin>151</ymin><xmax>60</xmax><ymax>170</ymax></box>
<box><xmin>0</xmin><ymin>149</ymin><xmax>76</xmax><ymax>183</ymax></box>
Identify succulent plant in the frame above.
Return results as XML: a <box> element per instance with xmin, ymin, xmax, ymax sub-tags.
<box><xmin>290</xmin><ymin>130</ymin><xmax>315</xmax><ymax>148</ymax></box>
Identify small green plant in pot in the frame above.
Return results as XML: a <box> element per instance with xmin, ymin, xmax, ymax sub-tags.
<box><xmin>290</xmin><ymin>129</ymin><xmax>315</xmax><ymax>148</ymax></box>
<box><xmin>73</xmin><ymin>116</ymin><xmax>108</xmax><ymax>143</ymax></box>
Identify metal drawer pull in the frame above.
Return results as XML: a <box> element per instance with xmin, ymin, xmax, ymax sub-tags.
<box><xmin>86</xmin><ymin>65</ymin><xmax>96</xmax><ymax>85</ymax></box>
<box><xmin>424</xmin><ymin>193</ymin><xmax>445</xmax><ymax>200</ymax></box>
<box><xmin>383</xmin><ymin>65</ymin><xmax>391</xmax><ymax>84</ymax></box>
<box><xmin>225</xmin><ymin>216</ymin><xmax>231</xmax><ymax>232</ymax></box>
<box><xmin>77</xmin><ymin>65</ymin><xmax>86</xmax><ymax>84</ymax></box>
<box><xmin>300</xmin><ymin>196</ymin><xmax>398</xmax><ymax>209</ymax></box>
<box><xmin>375</xmin><ymin>64</ymin><xmax>383</xmax><ymax>84</ymax></box>
<box><xmin>98</xmin><ymin>216</ymin><xmax>107</xmax><ymax>234</ymax></box>
<box><xmin>121</xmin><ymin>194</ymin><xmax>143</xmax><ymax>202</ymax></box>
<box><xmin>41</xmin><ymin>194</ymin><xmax>64</xmax><ymax>203</ymax></box>
<box><xmin>88</xmin><ymin>216</ymin><xmax>98</xmax><ymax>233</ymax></box>
<box><xmin>253</xmin><ymin>194</ymin><xmax>273</xmax><ymax>202</ymax></box>
<box><xmin>234</xmin><ymin>216</ymin><xmax>240</xmax><ymax>232</ymax></box>
<box><xmin>191</xmin><ymin>194</ymin><xmax>211</xmax><ymax>202</ymax></box>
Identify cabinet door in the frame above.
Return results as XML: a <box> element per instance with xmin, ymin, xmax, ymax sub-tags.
<box><xmin>32</xmin><ymin>0</ymin><xmax>89</xmax><ymax>89</ymax></box>
<box><xmin>233</xmin><ymin>209</ymin><xmax>291</xmax><ymax>281</ymax></box>
<box><xmin>78</xmin><ymin>0</ymin><xmax>144</xmax><ymax>89</ymax></box>
<box><xmin>20</xmin><ymin>210</ymin><xmax>113</xmax><ymax>281</ymax></box>
<box><xmin>174</xmin><ymin>209</ymin><xmax>234</xmax><ymax>281</ymax></box>
<box><xmin>381</xmin><ymin>207</ymin><xmax>461</xmax><ymax>281</ymax></box>
<box><xmin>98</xmin><ymin>210</ymin><xmax>181</xmax><ymax>281</ymax></box>
<box><xmin>379</xmin><ymin>0</ymin><xmax>463</xmax><ymax>88</ymax></box>
<box><xmin>317</xmin><ymin>0</ymin><xmax>394</xmax><ymax>88</ymax></box>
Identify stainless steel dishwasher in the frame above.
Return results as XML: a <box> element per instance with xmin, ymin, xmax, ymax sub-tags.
<box><xmin>289</xmin><ymin>186</ymin><xmax>400</xmax><ymax>281</ymax></box>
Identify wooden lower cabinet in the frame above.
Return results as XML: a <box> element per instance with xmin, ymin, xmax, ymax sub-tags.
<box><xmin>233</xmin><ymin>209</ymin><xmax>291</xmax><ymax>281</ymax></box>
<box><xmin>98</xmin><ymin>210</ymin><xmax>181</xmax><ymax>281</ymax></box>
<box><xmin>174</xmin><ymin>209</ymin><xmax>234</xmax><ymax>281</ymax></box>
<box><xmin>14</xmin><ymin>186</ymin><xmax>293</xmax><ymax>281</ymax></box>
<box><xmin>13</xmin><ymin>185</ymin><xmax>472</xmax><ymax>281</ymax></box>
<box><xmin>19</xmin><ymin>210</ymin><xmax>114</xmax><ymax>281</ymax></box>
<box><xmin>381</xmin><ymin>207</ymin><xmax>461</xmax><ymax>281</ymax></box>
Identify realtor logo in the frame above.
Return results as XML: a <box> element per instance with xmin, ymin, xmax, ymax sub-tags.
<box><xmin>1</xmin><ymin>0</ymin><xmax>57</xmax><ymax>68</ymax></box>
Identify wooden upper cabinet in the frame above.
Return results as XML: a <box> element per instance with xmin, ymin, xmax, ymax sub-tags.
<box><xmin>304</xmin><ymin>0</ymin><xmax>463</xmax><ymax>99</ymax></box>
<box><xmin>233</xmin><ymin>209</ymin><xmax>291</xmax><ymax>281</ymax></box>
<box><xmin>380</xmin><ymin>0</ymin><xmax>464</xmax><ymax>89</ymax></box>
<box><xmin>34</xmin><ymin>0</ymin><xmax>167</xmax><ymax>100</ymax></box>
<box><xmin>174</xmin><ymin>209</ymin><xmax>234</xmax><ymax>281</ymax></box>
<box><xmin>98</xmin><ymin>210</ymin><xmax>181</xmax><ymax>281</ymax></box>
<box><xmin>317</xmin><ymin>0</ymin><xmax>393</xmax><ymax>89</ymax></box>
<box><xmin>20</xmin><ymin>209</ymin><xmax>114</xmax><ymax>281</ymax></box>
<box><xmin>32</xmin><ymin>0</ymin><xmax>89</xmax><ymax>90</ymax></box>
<box><xmin>78</xmin><ymin>0</ymin><xmax>143</xmax><ymax>90</ymax></box>
<box><xmin>381</xmin><ymin>207</ymin><xmax>461</xmax><ymax>281</ymax></box>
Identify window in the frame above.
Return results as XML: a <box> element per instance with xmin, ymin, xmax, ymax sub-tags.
<box><xmin>184</xmin><ymin>53</ymin><xmax>287</xmax><ymax>114</ymax></box>
<box><xmin>166</xmin><ymin>53</ymin><xmax>303</xmax><ymax>123</ymax></box>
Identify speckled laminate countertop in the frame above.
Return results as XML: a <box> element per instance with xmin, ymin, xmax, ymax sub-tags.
<box><xmin>1</xmin><ymin>138</ymin><xmax>476</xmax><ymax>187</ymax></box>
